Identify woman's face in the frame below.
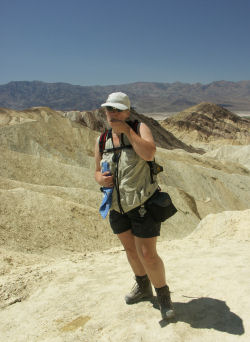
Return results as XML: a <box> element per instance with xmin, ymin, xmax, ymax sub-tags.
<box><xmin>105</xmin><ymin>107</ymin><xmax>130</xmax><ymax>125</ymax></box>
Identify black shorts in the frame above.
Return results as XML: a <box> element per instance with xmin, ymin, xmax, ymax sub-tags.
<box><xmin>109</xmin><ymin>204</ymin><xmax>161</xmax><ymax>238</ymax></box>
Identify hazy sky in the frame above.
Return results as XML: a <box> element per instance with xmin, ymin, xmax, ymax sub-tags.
<box><xmin>1</xmin><ymin>0</ymin><xmax>250</xmax><ymax>86</ymax></box>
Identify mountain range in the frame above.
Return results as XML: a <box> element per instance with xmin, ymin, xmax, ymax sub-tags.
<box><xmin>1</xmin><ymin>80</ymin><xmax>250</xmax><ymax>112</ymax></box>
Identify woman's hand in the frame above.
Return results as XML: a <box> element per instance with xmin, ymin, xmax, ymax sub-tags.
<box><xmin>109</xmin><ymin>119</ymin><xmax>130</xmax><ymax>135</ymax></box>
<box><xmin>100</xmin><ymin>171</ymin><xmax>114</xmax><ymax>188</ymax></box>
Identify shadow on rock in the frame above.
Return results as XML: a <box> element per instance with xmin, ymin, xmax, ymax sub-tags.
<box><xmin>153</xmin><ymin>296</ymin><xmax>244</xmax><ymax>334</ymax></box>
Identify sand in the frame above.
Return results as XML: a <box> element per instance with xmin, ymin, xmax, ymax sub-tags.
<box><xmin>0</xmin><ymin>210</ymin><xmax>249</xmax><ymax>341</ymax></box>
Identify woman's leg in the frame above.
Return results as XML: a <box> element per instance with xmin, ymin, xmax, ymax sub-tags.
<box><xmin>117</xmin><ymin>230</ymin><xmax>146</xmax><ymax>276</ymax></box>
<box><xmin>134</xmin><ymin>236</ymin><xmax>175</xmax><ymax>318</ymax></box>
<box><xmin>117</xmin><ymin>230</ymin><xmax>153</xmax><ymax>304</ymax></box>
<box><xmin>134</xmin><ymin>236</ymin><xmax>166</xmax><ymax>288</ymax></box>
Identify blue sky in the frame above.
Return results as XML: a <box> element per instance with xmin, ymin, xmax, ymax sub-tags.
<box><xmin>1</xmin><ymin>0</ymin><xmax>250</xmax><ymax>86</ymax></box>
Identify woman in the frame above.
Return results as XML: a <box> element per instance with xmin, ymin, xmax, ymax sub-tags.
<box><xmin>94</xmin><ymin>92</ymin><xmax>174</xmax><ymax>320</ymax></box>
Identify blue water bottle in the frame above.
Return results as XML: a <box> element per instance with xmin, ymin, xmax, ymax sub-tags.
<box><xmin>99</xmin><ymin>161</ymin><xmax>113</xmax><ymax>219</ymax></box>
<box><xmin>101</xmin><ymin>161</ymin><xmax>111</xmax><ymax>175</ymax></box>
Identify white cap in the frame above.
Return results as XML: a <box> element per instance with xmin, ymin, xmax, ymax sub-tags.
<box><xmin>101</xmin><ymin>92</ymin><xmax>130</xmax><ymax>110</ymax></box>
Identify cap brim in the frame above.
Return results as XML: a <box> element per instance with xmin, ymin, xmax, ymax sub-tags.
<box><xmin>101</xmin><ymin>102</ymin><xmax>129</xmax><ymax>110</ymax></box>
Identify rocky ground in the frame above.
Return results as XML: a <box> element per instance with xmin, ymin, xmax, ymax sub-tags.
<box><xmin>0</xmin><ymin>210</ymin><xmax>249</xmax><ymax>341</ymax></box>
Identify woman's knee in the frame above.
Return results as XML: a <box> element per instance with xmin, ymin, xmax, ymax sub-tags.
<box><xmin>138</xmin><ymin>248</ymin><xmax>159</xmax><ymax>266</ymax></box>
<box><xmin>117</xmin><ymin>231</ymin><xmax>138</xmax><ymax>257</ymax></box>
<box><xmin>124</xmin><ymin>245</ymin><xmax>139</xmax><ymax>259</ymax></box>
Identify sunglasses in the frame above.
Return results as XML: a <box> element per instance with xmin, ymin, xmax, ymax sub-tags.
<box><xmin>105</xmin><ymin>106</ymin><xmax>124</xmax><ymax>113</ymax></box>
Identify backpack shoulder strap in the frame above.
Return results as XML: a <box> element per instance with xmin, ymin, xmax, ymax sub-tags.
<box><xmin>126</xmin><ymin>119</ymin><xmax>140</xmax><ymax>133</ymax></box>
<box><xmin>99</xmin><ymin>129</ymin><xmax>112</xmax><ymax>154</ymax></box>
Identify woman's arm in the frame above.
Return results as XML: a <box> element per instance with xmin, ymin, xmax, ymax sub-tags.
<box><xmin>125</xmin><ymin>122</ymin><xmax>156</xmax><ymax>161</ymax></box>
<box><xmin>94</xmin><ymin>137</ymin><xmax>114</xmax><ymax>187</ymax></box>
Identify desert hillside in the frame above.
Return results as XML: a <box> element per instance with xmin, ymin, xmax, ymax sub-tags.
<box><xmin>60</xmin><ymin>107</ymin><xmax>202</xmax><ymax>153</ymax></box>
<box><xmin>161</xmin><ymin>102</ymin><xmax>250</xmax><ymax>149</ymax></box>
<box><xmin>0</xmin><ymin>105</ymin><xmax>250</xmax><ymax>341</ymax></box>
<box><xmin>1</xmin><ymin>106</ymin><xmax>250</xmax><ymax>254</ymax></box>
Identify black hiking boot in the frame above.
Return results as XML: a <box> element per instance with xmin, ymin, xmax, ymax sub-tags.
<box><xmin>125</xmin><ymin>275</ymin><xmax>153</xmax><ymax>304</ymax></box>
<box><xmin>155</xmin><ymin>285</ymin><xmax>175</xmax><ymax>320</ymax></box>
